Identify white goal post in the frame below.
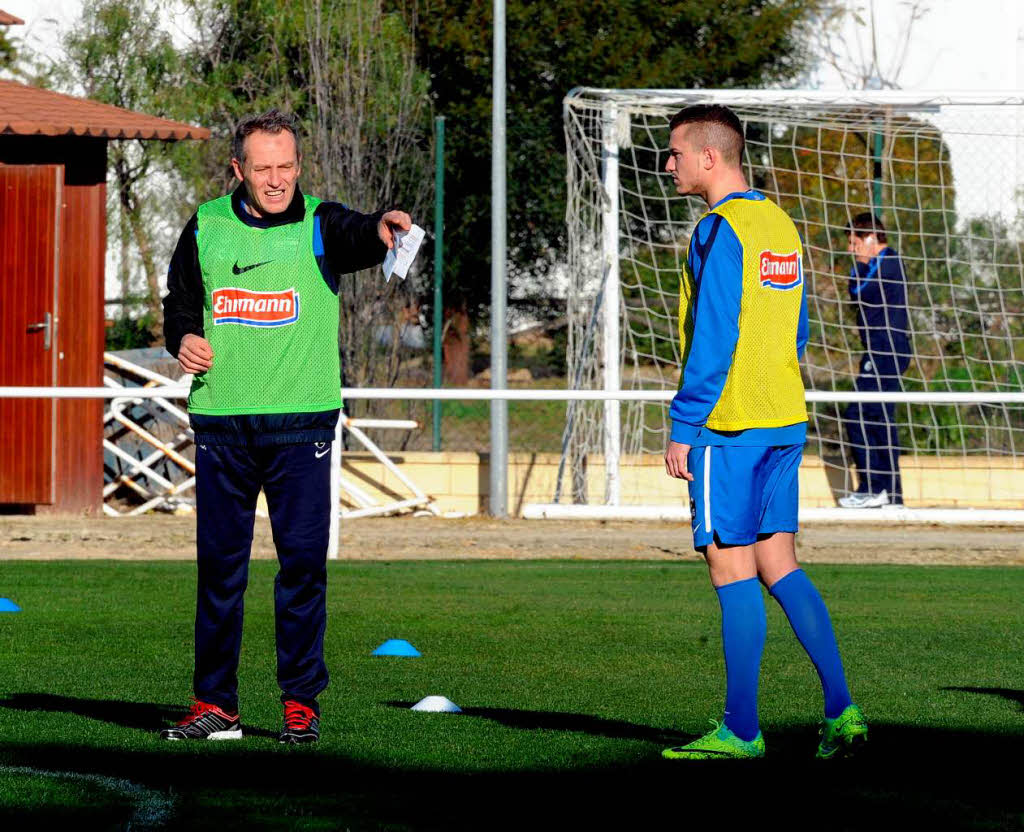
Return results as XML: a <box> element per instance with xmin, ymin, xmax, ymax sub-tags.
<box><xmin>559</xmin><ymin>88</ymin><xmax>1024</xmax><ymax>517</ymax></box>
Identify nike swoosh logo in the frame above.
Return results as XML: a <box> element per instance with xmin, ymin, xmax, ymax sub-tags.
<box><xmin>315</xmin><ymin>448</ymin><xmax>330</xmax><ymax>459</ymax></box>
<box><xmin>666</xmin><ymin>747</ymin><xmax>737</xmax><ymax>756</ymax></box>
<box><xmin>232</xmin><ymin>260</ymin><xmax>273</xmax><ymax>275</ymax></box>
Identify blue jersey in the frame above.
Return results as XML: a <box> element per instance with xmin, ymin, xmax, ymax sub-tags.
<box><xmin>849</xmin><ymin>247</ymin><xmax>911</xmax><ymax>360</ymax></box>
<box><xmin>669</xmin><ymin>191</ymin><xmax>809</xmax><ymax>448</ymax></box>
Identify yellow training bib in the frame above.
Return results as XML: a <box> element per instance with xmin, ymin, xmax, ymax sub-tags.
<box><xmin>678</xmin><ymin>195</ymin><xmax>808</xmax><ymax>431</ymax></box>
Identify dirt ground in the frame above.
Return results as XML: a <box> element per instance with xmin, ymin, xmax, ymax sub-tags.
<box><xmin>0</xmin><ymin>514</ymin><xmax>1021</xmax><ymax>565</ymax></box>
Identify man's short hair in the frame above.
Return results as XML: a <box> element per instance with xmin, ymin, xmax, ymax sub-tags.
<box><xmin>232</xmin><ymin>109</ymin><xmax>301</xmax><ymax>163</ymax></box>
<box><xmin>668</xmin><ymin>104</ymin><xmax>745</xmax><ymax>166</ymax></box>
<box><xmin>846</xmin><ymin>212</ymin><xmax>888</xmax><ymax>244</ymax></box>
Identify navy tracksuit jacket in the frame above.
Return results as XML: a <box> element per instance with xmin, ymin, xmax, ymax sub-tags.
<box><xmin>844</xmin><ymin>247</ymin><xmax>913</xmax><ymax>500</ymax></box>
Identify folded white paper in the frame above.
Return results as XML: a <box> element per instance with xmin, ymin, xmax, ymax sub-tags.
<box><xmin>382</xmin><ymin>223</ymin><xmax>425</xmax><ymax>282</ymax></box>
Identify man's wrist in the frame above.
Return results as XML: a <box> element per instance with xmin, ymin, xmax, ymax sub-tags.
<box><xmin>670</xmin><ymin>420</ymin><xmax>704</xmax><ymax>445</ymax></box>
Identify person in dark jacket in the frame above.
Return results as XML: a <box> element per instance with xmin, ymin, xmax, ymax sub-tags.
<box><xmin>160</xmin><ymin>109</ymin><xmax>411</xmax><ymax>743</ymax></box>
<box><xmin>838</xmin><ymin>212</ymin><xmax>912</xmax><ymax>508</ymax></box>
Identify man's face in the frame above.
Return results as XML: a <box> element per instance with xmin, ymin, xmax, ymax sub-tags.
<box><xmin>847</xmin><ymin>232</ymin><xmax>877</xmax><ymax>264</ymax></box>
<box><xmin>231</xmin><ymin>130</ymin><xmax>301</xmax><ymax>217</ymax></box>
<box><xmin>665</xmin><ymin>125</ymin><xmax>704</xmax><ymax>195</ymax></box>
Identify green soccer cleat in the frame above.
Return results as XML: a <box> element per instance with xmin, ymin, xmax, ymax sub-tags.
<box><xmin>816</xmin><ymin>704</ymin><xmax>868</xmax><ymax>759</ymax></box>
<box><xmin>662</xmin><ymin>720</ymin><xmax>765</xmax><ymax>760</ymax></box>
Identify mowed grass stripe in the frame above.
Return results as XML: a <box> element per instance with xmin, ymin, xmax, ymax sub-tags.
<box><xmin>0</xmin><ymin>561</ymin><xmax>1021</xmax><ymax>830</ymax></box>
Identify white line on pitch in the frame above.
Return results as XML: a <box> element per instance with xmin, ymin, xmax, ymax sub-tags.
<box><xmin>0</xmin><ymin>765</ymin><xmax>174</xmax><ymax>829</ymax></box>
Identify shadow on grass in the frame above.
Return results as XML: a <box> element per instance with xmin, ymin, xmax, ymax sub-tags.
<box><xmin>385</xmin><ymin>700</ymin><xmax>686</xmax><ymax>744</ymax></box>
<box><xmin>0</xmin><ymin>693</ymin><xmax>278</xmax><ymax>738</ymax></box>
<box><xmin>1</xmin><ymin>696</ymin><xmax>1022</xmax><ymax>830</ymax></box>
<box><xmin>941</xmin><ymin>686</ymin><xmax>1024</xmax><ymax>712</ymax></box>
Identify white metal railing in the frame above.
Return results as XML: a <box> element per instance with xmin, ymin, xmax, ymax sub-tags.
<box><xmin>4</xmin><ymin>387</ymin><xmax>1024</xmax><ymax>403</ymax></box>
<box><xmin>88</xmin><ymin>360</ymin><xmax>440</xmax><ymax>552</ymax></box>
<box><xmin>6</xmin><ymin>384</ymin><xmax>1024</xmax><ymax>531</ymax></box>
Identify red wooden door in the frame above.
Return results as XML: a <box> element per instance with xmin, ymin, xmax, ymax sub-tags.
<box><xmin>0</xmin><ymin>165</ymin><xmax>62</xmax><ymax>504</ymax></box>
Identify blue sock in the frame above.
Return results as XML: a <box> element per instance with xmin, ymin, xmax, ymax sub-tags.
<box><xmin>770</xmin><ymin>569</ymin><xmax>853</xmax><ymax>719</ymax></box>
<box><xmin>715</xmin><ymin>577</ymin><xmax>766</xmax><ymax>742</ymax></box>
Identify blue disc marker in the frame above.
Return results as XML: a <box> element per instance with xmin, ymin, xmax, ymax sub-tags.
<box><xmin>372</xmin><ymin>639</ymin><xmax>421</xmax><ymax>657</ymax></box>
<box><xmin>0</xmin><ymin>598</ymin><xmax>21</xmax><ymax>613</ymax></box>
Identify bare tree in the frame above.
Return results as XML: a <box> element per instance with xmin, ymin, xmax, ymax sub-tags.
<box><xmin>300</xmin><ymin>0</ymin><xmax>434</xmax><ymax>417</ymax></box>
<box><xmin>176</xmin><ymin>0</ymin><xmax>433</xmax><ymax>424</ymax></box>
<box><xmin>813</xmin><ymin>1</ymin><xmax>930</xmax><ymax>89</ymax></box>
<box><xmin>53</xmin><ymin>0</ymin><xmax>182</xmax><ymax>342</ymax></box>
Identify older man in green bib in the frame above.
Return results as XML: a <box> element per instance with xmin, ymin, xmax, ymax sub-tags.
<box><xmin>161</xmin><ymin>109</ymin><xmax>410</xmax><ymax>744</ymax></box>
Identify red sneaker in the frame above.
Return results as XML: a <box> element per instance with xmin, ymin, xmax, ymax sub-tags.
<box><xmin>160</xmin><ymin>699</ymin><xmax>242</xmax><ymax>741</ymax></box>
<box><xmin>279</xmin><ymin>700</ymin><xmax>320</xmax><ymax>744</ymax></box>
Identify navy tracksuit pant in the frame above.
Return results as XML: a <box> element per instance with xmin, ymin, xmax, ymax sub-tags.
<box><xmin>842</xmin><ymin>353</ymin><xmax>910</xmax><ymax>502</ymax></box>
<box><xmin>193</xmin><ymin>441</ymin><xmax>332</xmax><ymax>713</ymax></box>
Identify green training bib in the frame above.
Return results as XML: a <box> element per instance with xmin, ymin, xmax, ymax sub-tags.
<box><xmin>188</xmin><ymin>194</ymin><xmax>341</xmax><ymax>415</ymax></box>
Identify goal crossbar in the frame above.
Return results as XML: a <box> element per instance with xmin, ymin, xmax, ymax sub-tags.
<box><xmin>568</xmin><ymin>87</ymin><xmax>1024</xmax><ymax>108</ymax></box>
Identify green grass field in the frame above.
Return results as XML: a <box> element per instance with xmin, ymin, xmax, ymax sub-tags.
<box><xmin>1</xmin><ymin>560</ymin><xmax>1022</xmax><ymax>830</ymax></box>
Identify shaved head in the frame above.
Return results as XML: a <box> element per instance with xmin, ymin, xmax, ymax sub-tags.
<box><xmin>668</xmin><ymin>105</ymin><xmax>745</xmax><ymax>167</ymax></box>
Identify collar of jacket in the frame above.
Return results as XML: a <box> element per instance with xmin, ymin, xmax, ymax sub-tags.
<box><xmin>231</xmin><ymin>183</ymin><xmax>306</xmax><ymax>229</ymax></box>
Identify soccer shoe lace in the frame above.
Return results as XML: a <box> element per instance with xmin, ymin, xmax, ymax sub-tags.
<box><xmin>175</xmin><ymin>698</ymin><xmax>231</xmax><ymax>726</ymax></box>
<box><xmin>816</xmin><ymin>704</ymin><xmax>868</xmax><ymax>759</ymax></box>
<box><xmin>662</xmin><ymin>719</ymin><xmax>765</xmax><ymax>760</ymax></box>
<box><xmin>283</xmin><ymin>700</ymin><xmax>317</xmax><ymax>731</ymax></box>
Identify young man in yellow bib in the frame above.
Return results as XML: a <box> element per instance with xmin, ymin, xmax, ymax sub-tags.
<box><xmin>661</xmin><ymin>105</ymin><xmax>867</xmax><ymax>760</ymax></box>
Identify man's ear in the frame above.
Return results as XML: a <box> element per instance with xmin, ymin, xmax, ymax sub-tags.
<box><xmin>702</xmin><ymin>145</ymin><xmax>716</xmax><ymax>170</ymax></box>
<box><xmin>231</xmin><ymin>157</ymin><xmax>244</xmax><ymax>182</ymax></box>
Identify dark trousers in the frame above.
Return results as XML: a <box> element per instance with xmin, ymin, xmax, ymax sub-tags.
<box><xmin>842</xmin><ymin>353</ymin><xmax>909</xmax><ymax>502</ymax></box>
<box><xmin>193</xmin><ymin>442</ymin><xmax>332</xmax><ymax>713</ymax></box>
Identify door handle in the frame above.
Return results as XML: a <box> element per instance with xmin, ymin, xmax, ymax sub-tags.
<box><xmin>27</xmin><ymin>312</ymin><xmax>52</xmax><ymax>350</ymax></box>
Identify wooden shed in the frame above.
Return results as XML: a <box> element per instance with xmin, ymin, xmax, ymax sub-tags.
<box><xmin>0</xmin><ymin>78</ymin><xmax>208</xmax><ymax>513</ymax></box>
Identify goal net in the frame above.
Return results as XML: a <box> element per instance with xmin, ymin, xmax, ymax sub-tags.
<box><xmin>559</xmin><ymin>89</ymin><xmax>1024</xmax><ymax>512</ymax></box>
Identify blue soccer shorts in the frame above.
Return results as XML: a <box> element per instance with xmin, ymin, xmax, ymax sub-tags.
<box><xmin>686</xmin><ymin>443</ymin><xmax>803</xmax><ymax>550</ymax></box>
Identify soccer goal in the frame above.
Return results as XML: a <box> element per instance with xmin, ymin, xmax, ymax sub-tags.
<box><xmin>552</xmin><ymin>88</ymin><xmax>1024</xmax><ymax>520</ymax></box>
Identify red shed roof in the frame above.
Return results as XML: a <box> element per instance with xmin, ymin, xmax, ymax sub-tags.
<box><xmin>0</xmin><ymin>10</ymin><xmax>24</xmax><ymax>24</ymax></box>
<box><xmin>0</xmin><ymin>79</ymin><xmax>209</xmax><ymax>140</ymax></box>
